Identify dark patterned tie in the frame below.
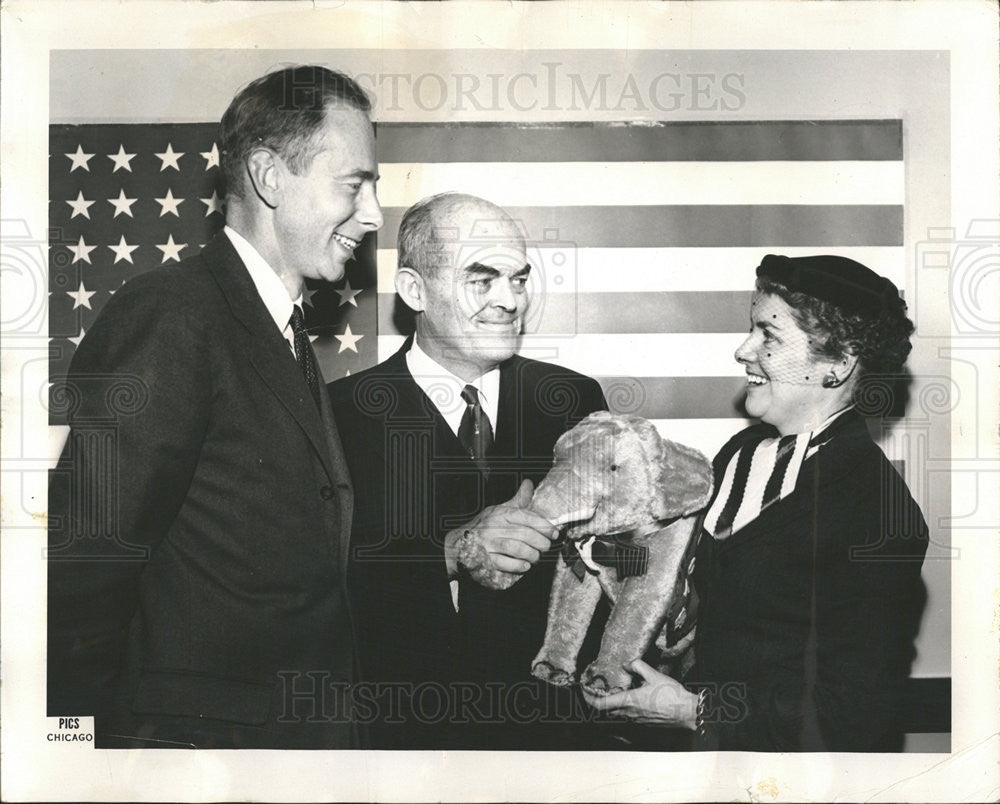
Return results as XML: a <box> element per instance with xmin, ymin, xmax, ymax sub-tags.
<box><xmin>458</xmin><ymin>384</ymin><xmax>494</xmax><ymax>474</ymax></box>
<box><xmin>289</xmin><ymin>305</ymin><xmax>321</xmax><ymax>411</ymax></box>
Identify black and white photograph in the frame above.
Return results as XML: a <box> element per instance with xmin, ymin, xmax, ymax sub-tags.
<box><xmin>1</xmin><ymin>1</ymin><xmax>997</xmax><ymax>801</ymax></box>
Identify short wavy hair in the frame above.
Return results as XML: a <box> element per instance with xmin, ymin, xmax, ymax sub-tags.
<box><xmin>756</xmin><ymin>276</ymin><xmax>915</xmax><ymax>376</ymax></box>
<box><xmin>220</xmin><ymin>65</ymin><xmax>371</xmax><ymax>199</ymax></box>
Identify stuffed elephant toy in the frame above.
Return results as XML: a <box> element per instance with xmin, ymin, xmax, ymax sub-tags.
<box><xmin>457</xmin><ymin>411</ymin><xmax>713</xmax><ymax>694</ymax></box>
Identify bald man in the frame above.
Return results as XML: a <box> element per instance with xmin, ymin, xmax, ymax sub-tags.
<box><xmin>329</xmin><ymin>193</ymin><xmax>608</xmax><ymax>749</ymax></box>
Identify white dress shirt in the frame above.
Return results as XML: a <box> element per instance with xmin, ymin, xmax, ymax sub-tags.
<box><xmin>405</xmin><ymin>338</ymin><xmax>501</xmax><ymax>611</ymax></box>
<box><xmin>224</xmin><ymin>226</ymin><xmax>302</xmax><ymax>353</ymax></box>
<box><xmin>405</xmin><ymin>339</ymin><xmax>500</xmax><ymax>436</ymax></box>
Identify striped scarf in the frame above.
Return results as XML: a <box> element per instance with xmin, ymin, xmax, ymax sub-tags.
<box><xmin>703</xmin><ymin>408</ymin><xmax>852</xmax><ymax>540</ymax></box>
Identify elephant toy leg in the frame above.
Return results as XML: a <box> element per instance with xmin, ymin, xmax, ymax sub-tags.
<box><xmin>531</xmin><ymin>559</ymin><xmax>604</xmax><ymax>686</ymax></box>
<box><xmin>581</xmin><ymin>519</ymin><xmax>696</xmax><ymax>695</ymax></box>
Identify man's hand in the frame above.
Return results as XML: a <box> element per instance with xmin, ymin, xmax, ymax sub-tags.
<box><xmin>444</xmin><ymin>479</ymin><xmax>557</xmax><ymax>577</ymax></box>
<box><xmin>581</xmin><ymin>659</ymin><xmax>699</xmax><ymax>729</ymax></box>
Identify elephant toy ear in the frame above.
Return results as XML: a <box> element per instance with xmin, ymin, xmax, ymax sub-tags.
<box><xmin>653</xmin><ymin>438</ymin><xmax>715</xmax><ymax>519</ymax></box>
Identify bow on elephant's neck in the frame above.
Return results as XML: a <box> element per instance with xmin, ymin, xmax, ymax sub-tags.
<box><xmin>559</xmin><ymin>516</ymin><xmax>683</xmax><ymax>582</ymax></box>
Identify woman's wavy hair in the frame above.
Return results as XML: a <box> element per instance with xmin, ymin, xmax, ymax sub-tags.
<box><xmin>756</xmin><ymin>276</ymin><xmax>915</xmax><ymax>376</ymax></box>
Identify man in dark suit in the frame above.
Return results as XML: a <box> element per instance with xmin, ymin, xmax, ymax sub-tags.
<box><xmin>329</xmin><ymin>193</ymin><xmax>609</xmax><ymax>749</ymax></box>
<box><xmin>46</xmin><ymin>65</ymin><xmax>383</xmax><ymax>749</ymax></box>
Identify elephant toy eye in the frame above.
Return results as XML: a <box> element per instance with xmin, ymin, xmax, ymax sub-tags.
<box><xmin>610</xmin><ymin>464</ymin><xmax>618</xmax><ymax>471</ymax></box>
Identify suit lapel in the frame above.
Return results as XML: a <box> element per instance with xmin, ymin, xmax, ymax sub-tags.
<box><xmin>316</xmin><ymin>371</ymin><xmax>354</xmax><ymax>580</ymax></box>
<box><xmin>202</xmin><ymin>234</ymin><xmax>337</xmax><ymax>484</ymax></box>
<box><xmin>384</xmin><ymin>340</ymin><xmax>475</xmax><ymax>459</ymax></box>
<box><xmin>492</xmin><ymin>356</ymin><xmax>522</xmax><ymax>460</ymax></box>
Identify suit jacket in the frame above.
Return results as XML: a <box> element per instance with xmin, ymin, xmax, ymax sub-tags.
<box><xmin>47</xmin><ymin>234</ymin><xmax>358</xmax><ymax>749</ymax></box>
<box><xmin>689</xmin><ymin>409</ymin><xmax>928</xmax><ymax>751</ymax></box>
<box><xmin>329</xmin><ymin>341</ymin><xmax>608</xmax><ymax>748</ymax></box>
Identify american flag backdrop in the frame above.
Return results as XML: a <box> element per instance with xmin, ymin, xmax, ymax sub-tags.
<box><xmin>47</xmin><ymin>122</ymin><xmax>379</xmax><ymax>425</ymax></box>
<box><xmin>373</xmin><ymin>120</ymin><xmax>904</xmax><ymax>457</ymax></box>
<box><xmin>49</xmin><ymin>119</ymin><xmax>904</xmax><ymax>458</ymax></box>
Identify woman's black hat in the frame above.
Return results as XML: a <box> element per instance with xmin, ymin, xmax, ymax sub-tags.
<box><xmin>756</xmin><ymin>254</ymin><xmax>902</xmax><ymax>315</ymax></box>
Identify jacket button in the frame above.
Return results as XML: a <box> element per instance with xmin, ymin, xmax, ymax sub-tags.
<box><xmin>320</xmin><ymin>485</ymin><xmax>335</xmax><ymax>500</ymax></box>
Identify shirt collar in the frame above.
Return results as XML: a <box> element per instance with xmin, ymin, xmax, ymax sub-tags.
<box><xmin>405</xmin><ymin>339</ymin><xmax>500</xmax><ymax>437</ymax></box>
<box><xmin>224</xmin><ymin>225</ymin><xmax>302</xmax><ymax>333</ymax></box>
<box><xmin>804</xmin><ymin>404</ymin><xmax>856</xmax><ymax>457</ymax></box>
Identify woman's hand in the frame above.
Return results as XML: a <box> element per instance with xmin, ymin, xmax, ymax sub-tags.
<box><xmin>581</xmin><ymin>659</ymin><xmax>700</xmax><ymax>729</ymax></box>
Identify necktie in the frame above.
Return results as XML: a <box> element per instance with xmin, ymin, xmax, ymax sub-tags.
<box><xmin>458</xmin><ymin>384</ymin><xmax>493</xmax><ymax>474</ymax></box>
<box><xmin>289</xmin><ymin>306</ymin><xmax>321</xmax><ymax>411</ymax></box>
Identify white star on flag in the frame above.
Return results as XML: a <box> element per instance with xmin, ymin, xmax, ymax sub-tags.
<box><xmin>335</xmin><ymin>279</ymin><xmax>362</xmax><ymax>307</ymax></box>
<box><xmin>68</xmin><ymin>235</ymin><xmax>96</xmax><ymax>264</ymax></box>
<box><xmin>68</xmin><ymin>327</ymin><xmax>87</xmax><ymax>347</ymax></box>
<box><xmin>108</xmin><ymin>145</ymin><xmax>137</xmax><ymax>172</ymax></box>
<box><xmin>67</xmin><ymin>280</ymin><xmax>97</xmax><ymax>310</ymax></box>
<box><xmin>66</xmin><ymin>191</ymin><xmax>96</xmax><ymax>219</ymax></box>
<box><xmin>200</xmin><ymin>191</ymin><xmax>224</xmax><ymax>217</ymax></box>
<box><xmin>108</xmin><ymin>235</ymin><xmax>139</xmax><ymax>264</ymax></box>
<box><xmin>155</xmin><ymin>143</ymin><xmax>184</xmax><ymax>171</ymax></box>
<box><xmin>65</xmin><ymin>145</ymin><xmax>94</xmax><ymax>172</ymax></box>
<box><xmin>335</xmin><ymin>323</ymin><xmax>363</xmax><ymax>353</ymax></box>
<box><xmin>156</xmin><ymin>234</ymin><xmax>186</xmax><ymax>263</ymax></box>
<box><xmin>302</xmin><ymin>286</ymin><xmax>319</xmax><ymax>308</ymax></box>
<box><xmin>201</xmin><ymin>143</ymin><xmax>220</xmax><ymax>170</ymax></box>
<box><xmin>108</xmin><ymin>189</ymin><xmax>138</xmax><ymax>218</ymax></box>
<box><xmin>155</xmin><ymin>188</ymin><xmax>184</xmax><ymax>217</ymax></box>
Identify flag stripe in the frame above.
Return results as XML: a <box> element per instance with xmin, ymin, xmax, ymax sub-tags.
<box><xmin>377</xmin><ymin>205</ymin><xmax>903</xmax><ymax>248</ymax></box>
<box><xmin>379</xmin><ymin>290</ymin><xmax>752</xmax><ymax>335</ymax></box>
<box><xmin>596</xmin><ymin>376</ymin><xmax>748</xmax><ymax>420</ymax></box>
<box><xmin>378</xmin><ymin>333</ymin><xmax>746</xmax><ymax>377</ymax></box>
<box><xmin>374</xmin><ymin>121</ymin><xmax>903</xmax><ymax>163</ymax></box>
<box><xmin>651</xmin><ymin>418</ymin><xmax>755</xmax><ymax>464</ymax></box>
<box><xmin>376</xmin><ymin>246</ymin><xmax>907</xmax><ymax>292</ymax></box>
<box><xmin>377</xmin><ymin>161</ymin><xmax>904</xmax><ymax>207</ymax></box>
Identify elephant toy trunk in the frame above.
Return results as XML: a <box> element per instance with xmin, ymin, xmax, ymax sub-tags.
<box><xmin>530</xmin><ymin>467</ymin><xmax>599</xmax><ymax>528</ymax></box>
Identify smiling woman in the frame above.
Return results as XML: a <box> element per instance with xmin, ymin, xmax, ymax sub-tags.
<box><xmin>586</xmin><ymin>254</ymin><xmax>929</xmax><ymax>752</ymax></box>
<box><xmin>735</xmin><ymin>291</ymin><xmax>855</xmax><ymax>434</ymax></box>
